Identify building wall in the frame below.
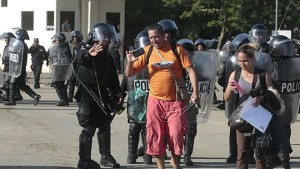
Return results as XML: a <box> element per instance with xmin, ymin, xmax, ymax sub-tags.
<box><xmin>0</xmin><ymin>0</ymin><xmax>125</xmax><ymax>73</ymax></box>
<box><xmin>0</xmin><ymin>0</ymin><xmax>57</xmax><ymax>73</ymax></box>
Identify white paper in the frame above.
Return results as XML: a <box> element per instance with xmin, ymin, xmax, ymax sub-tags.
<box><xmin>239</xmin><ymin>97</ymin><xmax>273</xmax><ymax>133</ymax></box>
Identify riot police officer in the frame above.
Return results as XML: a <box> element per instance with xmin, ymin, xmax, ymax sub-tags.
<box><xmin>75</xmin><ymin>23</ymin><xmax>123</xmax><ymax>169</ymax></box>
<box><xmin>28</xmin><ymin>38</ymin><xmax>48</xmax><ymax>89</ymax></box>
<box><xmin>0</xmin><ymin>32</ymin><xmax>24</xmax><ymax>102</ymax></box>
<box><xmin>194</xmin><ymin>38</ymin><xmax>207</xmax><ymax>51</ymax></box>
<box><xmin>249</xmin><ymin>24</ymin><xmax>270</xmax><ymax>53</ymax></box>
<box><xmin>177</xmin><ymin>38</ymin><xmax>197</xmax><ymax>166</ymax></box>
<box><xmin>157</xmin><ymin>18</ymin><xmax>179</xmax><ymax>43</ymax></box>
<box><xmin>195</xmin><ymin>38</ymin><xmax>218</xmax><ymax>104</ymax></box>
<box><xmin>5</xmin><ymin>29</ymin><xmax>41</xmax><ymax>106</ymax></box>
<box><xmin>0</xmin><ymin>32</ymin><xmax>14</xmax><ymax>101</ymax></box>
<box><xmin>68</xmin><ymin>30</ymin><xmax>85</xmax><ymax>102</ymax></box>
<box><xmin>269</xmin><ymin>35</ymin><xmax>300</xmax><ymax>140</ymax></box>
<box><xmin>108</xmin><ymin>39</ymin><xmax>121</xmax><ymax>74</ymax></box>
<box><xmin>49</xmin><ymin>32</ymin><xmax>70</xmax><ymax>106</ymax></box>
<box><xmin>178</xmin><ymin>38</ymin><xmax>218</xmax><ymax>166</ymax></box>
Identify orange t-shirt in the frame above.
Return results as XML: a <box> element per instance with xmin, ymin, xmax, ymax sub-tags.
<box><xmin>132</xmin><ymin>43</ymin><xmax>192</xmax><ymax>101</ymax></box>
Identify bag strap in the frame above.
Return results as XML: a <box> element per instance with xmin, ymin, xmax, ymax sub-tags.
<box><xmin>145</xmin><ymin>41</ymin><xmax>182</xmax><ymax>67</ymax></box>
<box><xmin>146</xmin><ymin>42</ymin><xmax>187</xmax><ymax>81</ymax></box>
<box><xmin>234</xmin><ymin>69</ymin><xmax>258</xmax><ymax>107</ymax></box>
<box><xmin>145</xmin><ymin>45</ymin><xmax>153</xmax><ymax>65</ymax></box>
<box><xmin>153</xmin><ymin>48</ymin><xmax>177</xmax><ymax>80</ymax></box>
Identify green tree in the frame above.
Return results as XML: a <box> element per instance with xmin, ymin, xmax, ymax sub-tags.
<box><xmin>125</xmin><ymin>0</ymin><xmax>300</xmax><ymax>49</ymax></box>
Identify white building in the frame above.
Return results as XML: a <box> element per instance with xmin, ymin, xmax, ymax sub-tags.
<box><xmin>0</xmin><ymin>0</ymin><xmax>125</xmax><ymax>72</ymax></box>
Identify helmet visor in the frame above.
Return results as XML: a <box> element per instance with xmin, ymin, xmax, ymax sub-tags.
<box><xmin>134</xmin><ymin>36</ymin><xmax>150</xmax><ymax>49</ymax></box>
<box><xmin>249</xmin><ymin>29</ymin><xmax>269</xmax><ymax>44</ymax></box>
<box><xmin>276</xmin><ymin>39</ymin><xmax>296</xmax><ymax>57</ymax></box>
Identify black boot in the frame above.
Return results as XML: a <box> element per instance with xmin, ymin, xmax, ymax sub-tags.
<box><xmin>34</xmin><ymin>81</ymin><xmax>40</xmax><ymax>89</ymax></box>
<box><xmin>184</xmin><ymin>136</ymin><xmax>195</xmax><ymax>166</ymax></box>
<box><xmin>226</xmin><ymin>128</ymin><xmax>237</xmax><ymax>163</ymax></box>
<box><xmin>33</xmin><ymin>94</ymin><xmax>41</xmax><ymax>106</ymax></box>
<box><xmin>141</xmin><ymin>125</ymin><xmax>152</xmax><ymax>164</ymax></box>
<box><xmin>68</xmin><ymin>83</ymin><xmax>75</xmax><ymax>103</ymax></box>
<box><xmin>137</xmin><ymin>146</ymin><xmax>145</xmax><ymax>156</ymax></box>
<box><xmin>22</xmin><ymin>85</ymin><xmax>40</xmax><ymax>106</ymax></box>
<box><xmin>5</xmin><ymin>83</ymin><xmax>16</xmax><ymax>105</ymax></box>
<box><xmin>127</xmin><ymin>123</ymin><xmax>140</xmax><ymax>164</ymax></box>
<box><xmin>78</xmin><ymin>130</ymin><xmax>101</xmax><ymax>169</ymax></box>
<box><xmin>15</xmin><ymin>88</ymin><xmax>23</xmax><ymax>101</ymax></box>
<box><xmin>213</xmin><ymin>91</ymin><xmax>218</xmax><ymax>104</ymax></box>
<box><xmin>2</xmin><ymin>88</ymin><xmax>9</xmax><ymax>101</ymax></box>
<box><xmin>184</xmin><ymin>123</ymin><xmax>197</xmax><ymax>166</ymax></box>
<box><xmin>55</xmin><ymin>87</ymin><xmax>69</xmax><ymax>106</ymax></box>
<box><xmin>97</xmin><ymin>131</ymin><xmax>120</xmax><ymax>168</ymax></box>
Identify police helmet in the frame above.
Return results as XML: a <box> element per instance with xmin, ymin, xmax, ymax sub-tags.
<box><xmin>51</xmin><ymin>32</ymin><xmax>66</xmax><ymax>43</ymax></box>
<box><xmin>70</xmin><ymin>30</ymin><xmax>83</xmax><ymax>41</ymax></box>
<box><xmin>249</xmin><ymin>24</ymin><xmax>269</xmax><ymax>45</ymax></box>
<box><xmin>15</xmin><ymin>28</ymin><xmax>30</xmax><ymax>40</ymax></box>
<box><xmin>177</xmin><ymin>38</ymin><xmax>195</xmax><ymax>52</ymax></box>
<box><xmin>205</xmin><ymin>39</ymin><xmax>219</xmax><ymax>49</ymax></box>
<box><xmin>87</xmin><ymin>23</ymin><xmax>118</xmax><ymax>45</ymax></box>
<box><xmin>0</xmin><ymin>32</ymin><xmax>15</xmax><ymax>40</ymax></box>
<box><xmin>221</xmin><ymin>41</ymin><xmax>231</xmax><ymax>51</ymax></box>
<box><xmin>134</xmin><ymin>30</ymin><xmax>150</xmax><ymax>49</ymax></box>
<box><xmin>230</xmin><ymin>33</ymin><xmax>258</xmax><ymax>54</ymax></box>
<box><xmin>157</xmin><ymin>19</ymin><xmax>179</xmax><ymax>39</ymax></box>
<box><xmin>269</xmin><ymin>35</ymin><xmax>296</xmax><ymax>57</ymax></box>
<box><xmin>195</xmin><ymin>38</ymin><xmax>207</xmax><ymax>49</ymax></box>
<box><xmin>292</xmin><ymin>39</ymin><xmax>300</xmax><ymax>55</ymax></box>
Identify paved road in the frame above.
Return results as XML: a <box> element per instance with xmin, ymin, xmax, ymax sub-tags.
<box><xmin>0</xmin><ymin>74</ymin><xmax>300</xmax><ymax>169</ymax></box>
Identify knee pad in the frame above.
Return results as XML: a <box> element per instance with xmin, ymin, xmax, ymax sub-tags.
<box><xmin>99</xmin><ymin>121</ymin><xmax>111</xmax><ymax>134</ymax></box>
<box><xmin>79</xmin><ymin>130</ymin><xmax>93</xmax><ymax>145</ymax></box>
<box><xmin>77</xmin><ymin>103</ymin><xmax>92</xmax><ymax>128</ymax></box>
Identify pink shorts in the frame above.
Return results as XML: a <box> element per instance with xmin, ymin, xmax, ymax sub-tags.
<box><xmin>146</xmin><ymin>96</ymin><xmax>187</xmax><ymax>156</ymax></box>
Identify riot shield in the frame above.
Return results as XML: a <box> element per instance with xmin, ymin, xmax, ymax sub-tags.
<box><xmin>8</xmin><ymin>38</ymin><xmax>24</xmax><ymax>78</ymax></box>
<box><xmin>49</xmin><ymin>42</ymin><xmax>72</xmax><ymax>82</ymax></box>
<box><xmin>224</xmin><ymin>54</ymin><xmax>240</xmax><ymax>118</ymax></box>
<box><xmin>0</xmin><ymin>71</ymin><xmax>4</xmax><ymax>88</ymax></box>
<box><xmin>217</xmin><ymin>50</ymin><xmax>230</xmax><ymax>77</ymax></box>
<box><xmin>272</xmin><ymin>57</ymin><xmax>300</xmax><ymax>125</ymax></box>
<box><xmin>127</xmin><ymin>68</ymin><xmax>149</xmax><ymax>123</ymax></box>
<box><xmin>186</xmin><ymin>51</ymin><xmax>218</xmax><ymax>123</ymax></box>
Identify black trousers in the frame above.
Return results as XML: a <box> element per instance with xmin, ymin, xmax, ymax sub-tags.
<box><xmin>31</xmin><ymin>64</ymin><xmax>42</xmax><ymax>84</ymax></box>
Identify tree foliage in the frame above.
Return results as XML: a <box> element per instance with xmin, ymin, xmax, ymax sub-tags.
<box><xmin>125</xmin><ymin>0</ymin><xmax>300</xmax><ymax>48</ymax></box>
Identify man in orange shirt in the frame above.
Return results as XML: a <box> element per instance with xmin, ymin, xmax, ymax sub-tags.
<box><xmin>126</xmin><ymin>23</ymin><xmax>198</xmax><ymax>169</ymax></box>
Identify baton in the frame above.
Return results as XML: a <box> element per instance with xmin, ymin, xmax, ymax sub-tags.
<box><xmin>71</xmin><ymin>63</ymin><xmax>108</xmax><ymax>116</ymax></box>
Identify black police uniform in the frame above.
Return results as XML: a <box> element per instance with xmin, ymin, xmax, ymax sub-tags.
<box><xmin>108</xmin><ymin>46</ymin><xmax>121</xmax><ymax>73</ymax></box>
<box><xmin>75</xmin><ymin>45</ymin><xmax>122</xmax><ymax>168</ymax></box>
<box><xmin>68</xmin><ymin>41</ymin><xmax>85</xmax><ymax>102</ymax></box>
<box><xmin>28</xmin><ymin>43</ymin><xmax>48</xmax><ymax>88</ymax></box>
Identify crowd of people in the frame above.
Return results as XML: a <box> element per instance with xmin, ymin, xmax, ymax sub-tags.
<box><xmin>1</xmin><ymin>18</ymin><xmax>300</xmax><ymax>169</ymax></box>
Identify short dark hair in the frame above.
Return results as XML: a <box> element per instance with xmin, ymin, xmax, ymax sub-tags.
<box><xmin>147</xmin><ymin>23</ymin><xmax>164</xmax><ymax>35</ymax></box>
